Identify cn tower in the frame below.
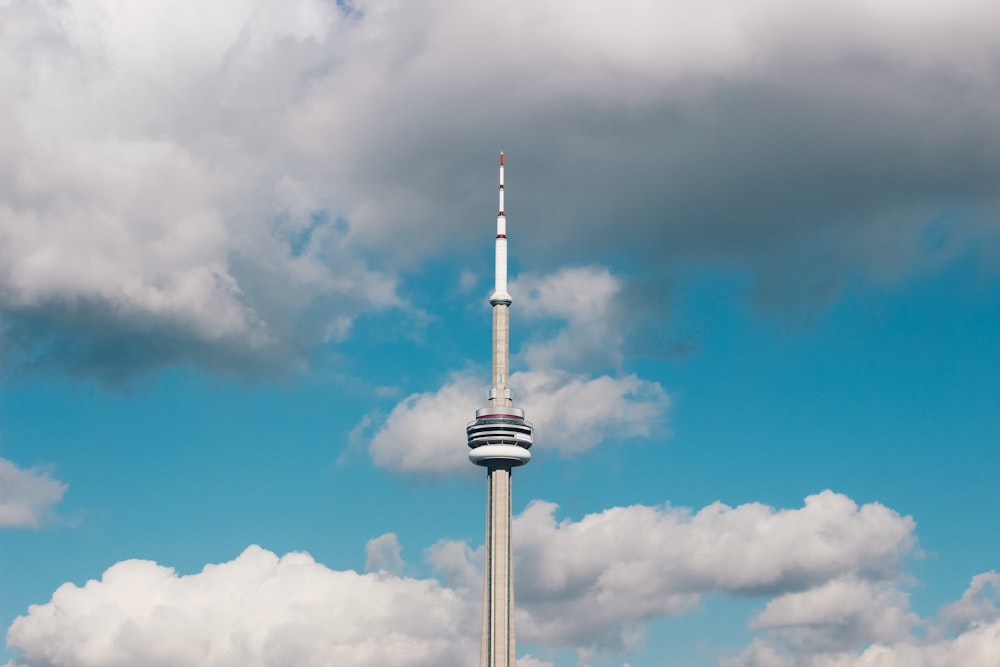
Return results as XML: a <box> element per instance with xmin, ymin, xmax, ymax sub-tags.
<box><xmin>467</xmin><ymin>152</ymin><xmax>533</xmax><ymax>667</ymax></box>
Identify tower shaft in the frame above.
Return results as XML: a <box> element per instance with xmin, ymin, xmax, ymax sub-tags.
<box><xmin>467</xmin><ymin>153</ymin><xmax>533</xmax><ymax>667</ymax></box>
<box><xmin>480</xmin><ymin>467</ymin><xmax>515</xmax><ymax>667</ymax></box>
<box><xmin>490</xmin><ymin>303</ymin><xmax>512</xmax><ymax>408</ymax></box>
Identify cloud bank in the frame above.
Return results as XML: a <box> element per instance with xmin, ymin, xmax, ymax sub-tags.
<box><xmin>7</xmin><ymin>493</ymin><xmax>996</xmax><ymax>667</ymax></box>
<box><xmin>435</xmin><ymin>490</ymin><xmax>915</xmax><ymax>650</ymax></box>
<box><xmin>4</xmin><ymin>0</ymin><xmax>1000</xmax><ymax>378</ymax></box>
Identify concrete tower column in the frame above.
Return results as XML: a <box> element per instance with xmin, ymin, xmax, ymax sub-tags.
<box><xmin>491</xmin><ymin>304</ymin><xmax>512</xmax><ymax>408</ymax></box>
<box><xmin>482</xmin><ymin>466</ymin><xmax>514</xmax><ymax>667</ymax></box>
<box><xmin>467</xmin><ymin>153</ymin><xmax>533</xmax><ymax>667</ymax></box>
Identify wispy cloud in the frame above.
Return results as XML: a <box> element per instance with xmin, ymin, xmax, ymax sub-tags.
<box><xmin>0</xmin><ymin>458</ymin><xmax>67</xmax><ymax>529</ymax></box>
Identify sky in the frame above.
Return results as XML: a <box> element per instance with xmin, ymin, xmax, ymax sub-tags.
<box><xmin>1</xmin><ymin>0</ymin><xmax>1000</xmax><ymax>665</ymax></box>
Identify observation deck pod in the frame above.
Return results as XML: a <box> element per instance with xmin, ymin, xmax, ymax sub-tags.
<box><xmin>467</xmin><ymin>407</ymin><xmax>533</xmax><ymax>467</ymax></box>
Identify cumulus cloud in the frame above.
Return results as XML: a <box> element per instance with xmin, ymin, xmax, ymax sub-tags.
<box><xmin>6</xmin><ymin>545</ymin><xmax>478</xmax><ymax>667</ymax></box>
<box><xmin>0</xmin><ymin>0</ymin><xmax>397</xmax><ymax>380</ymax></box>
<box><xmin>516</xmin><ymin>370</ymin><xmax>667</xmax><ymax>455</ymax></box>
<box><xmin>368</xmin><ymin>373</ymin><xmax>482</xmax><ymax>474</ymax></box>
<box><xmin>932</xmin><ymin>570</ymin><xmax>1000</xmax><ymax>639</ymax></box>
<box><xmin>846</xmin><ymin>619</ymin><xmax>1000</xmax><ymax>667</ymax></box>
<box><xmin>428</xmin><ymin>490</ymin><xmax>915</xmax><ymax>651</ymax></box>
<box><xmin>749</xmin><ymin>577</ymin><xmax>918</xmax><ymax>652</ymax></box>
<box><xmin>0</xmin><ymin>458</ymin><xmax>67</xmax><ymax>528</ymax></box>
<box><xmin>4</xmin><ymin>493</ymin><xmax>938</xmax><ymax>666</ymax></box>
<box><xmin>4</xmin><ymin>0</ymin><xmax>1000</xmax><ymax>377</ymax></box>
<box><xmin>728</xmin><ymin>619</ymin><xmax>1000</xmax><ymax>667</ymax></box>
<box><xmin>367</xmin><ymin>265</ymin><xmax>669</xmax><ymax>474</ymax></box>
<box><xmin>425</xmin><ymin>539</ymin><xmax>482</xmax><ymax>591</ymax></box>
<box><xmin>726</xmin><ymin>572</ymin><xmax>1000</xmax><ymax>667</ymax></box>
<box><xmin>367</xmin><ymin>369</ymin><xmax>667</xmax><ymax>474</ymax></box>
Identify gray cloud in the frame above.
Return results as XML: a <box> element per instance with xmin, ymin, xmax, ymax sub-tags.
<box><xmin>0</xmin><ymin>0</ymin><xmax>396</xmax><ymax>380</ymax></box>
<box><xmin>4</xmin><ymin>0</ymin><xmax>999</xmax><ymax>378</ymax></box>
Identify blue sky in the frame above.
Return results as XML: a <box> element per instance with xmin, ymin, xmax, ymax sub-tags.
<box><xmin>2</xmin><ymin>1</ymin><xmax>1000</xmax><ymax>666</ymax></box>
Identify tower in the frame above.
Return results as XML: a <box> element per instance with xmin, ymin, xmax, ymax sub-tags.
<box><xmin>466</xmin><ymin>152</ymin><xmax>533</xmax><ymax>667</ymax></box>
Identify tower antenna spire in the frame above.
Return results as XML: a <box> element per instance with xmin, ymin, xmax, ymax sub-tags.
<box><xmin>467</xmin><ymin>152</ymin><xmax>533</xmax><ymax>667</ymax></box>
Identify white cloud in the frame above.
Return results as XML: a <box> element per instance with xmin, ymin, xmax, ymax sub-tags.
<box><xmin>729</xmin><ymin>620</ymin><xmax>1000</xmax><ymax>667</ymax></box>
<box><xmin>516</xmin><ymin>267</ymin><xmax>621</xmax><ymax>322</ymax></box>
<box><xmin>428</xmin><ymin>491</ymin><xmax>914</xmax><ymax>651</ymax></box>
<box><xmin>851</xmin><ymin>619</ymin><xmax>1000</xmax><ymax>667</ymax></box>
<box><xmin>0</xmin><ymin>458</ymin><xmax>67</xmax><ymax>528</ymax></box>
<box><xmin>932</xmin><ymin>570</ymin><xmax>1000</xmax><ymax>639</ymax></box>
<box><xmin>367</xmin><ymin>265</ymin><xmax>669</xmax><ymax>474</ymax></box>
<box><xmin>425</xmin><ymin>539</ymin><xmax>482</xmax><ymax>591</ymax></box>
<box><xmin>517</xmin><ymin>370</ymin><xmax>667</xmax><ymax>455</ymax></box>
<box><xmin>365</xmin><ymin>532</ymin><xmax>404</xmax><ymax>574</ymax></box>
<box><xmin>517</xmin><ymin>656</ymin><xmax>555</xmax><ymax>667</ymax></box>
<box><xmin>749</xmin><ymin>577</ymin><xmax>918</xmax><ymax>652</ymax></box>
<box><xmin>367</xmin><ymin>369</ymin><xmax>667</xmax><ymax>474</ymax></box>
<box><xmin>4</xmin><ymin>493</ymin><xmax>942</xmax><ymax>666</ymax></box>
<box><xmin>726</xmin><ymin>572</ymin><xmax>1000</xmax><ymax>667</ymax></box>
<box><xmin>6</xmin><ymin>545</ymin><xmax>478</xmax><ymax>667</ymax></box>
<box><xmin>368</xmin><ymin>374</ymin><xmax>481</xmax><ymax>475</ymax></box>
<box><xmin>513</xmin><ymin>267</ymin><xmax>625</xmax><ymax>371</ymax></box>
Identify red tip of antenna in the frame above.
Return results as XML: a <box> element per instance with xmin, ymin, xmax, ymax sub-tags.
<box><xmin>499</xmin><ymin>152</ymin><xmax>504</xmax><ymax>166</ymax></box>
